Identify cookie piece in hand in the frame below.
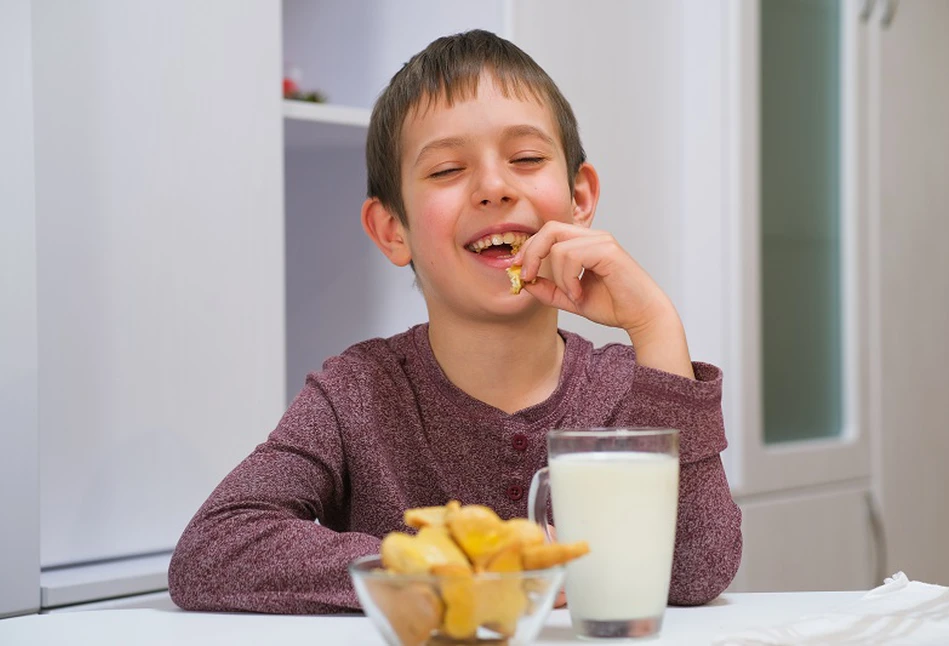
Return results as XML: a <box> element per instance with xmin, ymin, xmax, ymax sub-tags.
<box><xmin>506</xmin><ymin>265</ymin><xmax>524</xmax><ymax>295</ymax></box>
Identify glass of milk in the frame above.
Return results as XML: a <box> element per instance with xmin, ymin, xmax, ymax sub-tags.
<box><xmin>528</xmin><ymin>428</ymin><xmax>679</xmax><ymax>640</ymax></box>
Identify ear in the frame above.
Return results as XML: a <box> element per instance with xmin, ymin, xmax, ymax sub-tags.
<box><xmin>570</xmin><ymin>162</ymin><xmax>600</xmax><ymax>229</ymax></box>
<box><xmin>361</xmin><ymin>198</ymin><xmax>413</xmax><ymax>267</ymax></box>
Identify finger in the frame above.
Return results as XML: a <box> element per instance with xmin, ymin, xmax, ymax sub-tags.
<box><xmin>516</xmin><ymin>223</ymin><xmax>575</xmax><ymax>282</ymax></box>
<box><xmin>539</xmin><ymin>233</ymin><xmax>614</xmax><ymax>304</ymax></box>
<box><xmin>515</xmin><ymin>222</ymin><xmax>599</xmax><ymax>282</ymax></box>
<box><xmin>523</xmin><ymin>230</ymin><xmax>618</xmax><ymax>287</ymax></box>
<box><xmin>548</xmin><ymin>235</ymin><xmax>628</xmax><ymax>302</ymax></box>
<box><xmin>554</xmin><ymin>587</ymin><xmax>567</xmax><ymax>608</ymax></box>
<box><xmin>521</xmin><ymin>277</ymin><xmax>580</xmax><ymax>315</ymax></box>
<box><xmin>545</xmin><ymin>240</ymin><xmax>588</xmax><ymax>303</ymax></box>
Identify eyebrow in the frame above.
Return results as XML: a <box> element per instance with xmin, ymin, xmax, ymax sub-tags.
<box><xmin>414</xmin><ymin>136</ymin><xmax>470</xmax><ymax>167</ymax></box>
<box><xmin>502</xmin><ymin>124</ymin><xmax>556</xmax><ymax>146</ymax></box>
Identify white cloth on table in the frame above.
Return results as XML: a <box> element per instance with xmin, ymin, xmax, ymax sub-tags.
<box><xmin>713</xmin><ymin>572</ymin><xmax>949</xmax><ymax>645</ymax></box>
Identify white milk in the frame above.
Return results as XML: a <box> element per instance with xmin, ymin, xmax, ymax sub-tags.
<box><xmin>549</xmin><ymin>451</ymin><xmax>679</xmax><ymax>621</ymax></box>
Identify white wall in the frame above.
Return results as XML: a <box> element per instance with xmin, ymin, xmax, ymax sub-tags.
<box><xmin>30</xmin><ymin>1</ymin><xmax>286</xmax><ymax>567</ymax></box>
<box><xmin>513</xmin><ymin>0</ymin><xmax>686</xmax><ymax>350</ymax></box>
<box><xmin>0</xmin><ymin>0</ymin><xmax>40</xmax><ymax>619</ymax></box>
<box><xmin>876</xmin><ymin>0</ymin><xmax>949</xmax><ymax>584</ymax></box>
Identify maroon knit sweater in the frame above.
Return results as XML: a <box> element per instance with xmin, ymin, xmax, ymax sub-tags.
<box><xmin>168</xmin><ymin>324</ymin><xmax>741</xmax><ymax>614</ymax></box>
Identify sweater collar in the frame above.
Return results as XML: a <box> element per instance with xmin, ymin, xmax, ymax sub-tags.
<box><xmin>409</xmin><ymin>323</ymin><xmax>589</xmax><ymax>426</ymax></box>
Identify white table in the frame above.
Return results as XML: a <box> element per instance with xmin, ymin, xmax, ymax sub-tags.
<box><xmin>0</xmin><ymin>591</ymin><xmax>864</xmax><ymax>645</ymax></box>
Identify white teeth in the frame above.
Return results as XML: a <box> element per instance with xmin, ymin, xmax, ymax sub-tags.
<box><xmin>467</xmin><ymin>231</ymin><xmax>530</xmax><ymax>253</ymax></box>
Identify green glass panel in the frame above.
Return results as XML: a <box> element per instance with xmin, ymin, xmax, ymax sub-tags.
<box><xmin>760</xmin><ymin>0</ymin><xmax>843</xmax><ymax>444</ymax></box>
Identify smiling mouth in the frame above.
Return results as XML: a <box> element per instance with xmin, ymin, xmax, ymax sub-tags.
<box><xmin>466</xmin><ymin>231</ymin><xmax>530</xmax><ymax>257</ymax></box>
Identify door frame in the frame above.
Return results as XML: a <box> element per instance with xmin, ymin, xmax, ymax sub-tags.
<box><xmin>680</xmin><ymin>0</ymin><xmax>873</xmax><ymax>496</ymax></box>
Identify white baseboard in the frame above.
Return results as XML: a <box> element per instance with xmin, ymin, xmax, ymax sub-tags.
<box><xmin>40</xmin><ymin>553</ymin><xmax>171</xmax><ymax>610</ymax></box>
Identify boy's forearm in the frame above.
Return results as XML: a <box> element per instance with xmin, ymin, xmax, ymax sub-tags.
<box><xmin>625</xmin><ymin>308</ymin><xmax>695</xmax><ymax>380</ymax></box>
<box><xmin>622</xmin><ymin>352</ymin><xmax>740</xmax><ymax>604</ymax></box>
<box><xmin>169</xmin><ymin>501</ymin><xmax>380</xmax><ymax>614</ymax></box>
<box><xmin>168</xmin><ymin>418</ymin><xmax>378</xmax><ymax>615</ymax></box>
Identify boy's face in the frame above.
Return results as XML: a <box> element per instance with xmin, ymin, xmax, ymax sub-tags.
<box><xmin>395</xmin><ymin>72</ymin><xmax>593</xmax><ymax>322</ymax></box>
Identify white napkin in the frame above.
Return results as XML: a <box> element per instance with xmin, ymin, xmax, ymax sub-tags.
<box><xmin>713</xmin><ymin>572</ymin><xmax>949</xmax><ymax>645</ymax></box>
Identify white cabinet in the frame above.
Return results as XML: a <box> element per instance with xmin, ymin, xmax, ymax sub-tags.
<box><xmin>718</xmin><ymin>0</ymin><xmax>873</xmax><ymax>498</ymax></box>
<box><xmin>1</xmin><ymin>0</ymin><xmax>288</xmax><ymax>614</ymax></box>
<box><xmin>687</xmin><ymin>0</ymin><xmax>877</xmax><ymax>591</ymax></box>
<box><xmin>1</xmin><ymin>0</ymin><xmax>40</xmax><ymax>620</ymax></box>
<box><xmin>732</xmin><ymin>486</ymin><xmax>875</xmax><ymax>592</ymax></box>
<box><xmin>30</xmin><ymin>0</ymin><xmax>286</xmax><ymax>569</ymax></box>
<box><xmin>701</xmin><ymin>0</ymin><xmax>949</xmax><ymax>590</ymax></box>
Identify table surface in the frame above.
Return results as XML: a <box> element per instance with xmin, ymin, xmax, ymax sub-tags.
<box><xmin>0</xmin><ymin>591</ymin><xmax>864</xmax><ymax>645</ymax></box>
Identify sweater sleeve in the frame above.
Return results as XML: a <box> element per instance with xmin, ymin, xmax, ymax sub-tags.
<box><xmin>628</xmin><ymin>360</ymin><xmax>743</xmax><ymax>606</ymax></box>
<box><xmin>168</xmin><ymin>376</ymin><xmax>378</xmax><ymax>614</ymax></box>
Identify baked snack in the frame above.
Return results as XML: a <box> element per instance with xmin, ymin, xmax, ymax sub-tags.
<box><xmin>504</xmin><ymin>239</ymin><xmax>533</xmax><ymax>295</ymax></box>
<box><xmin>371</xmin><ymin>501</ymin><xmax>589</xmax><ymax>643</ymax></box>
<box><xmin>506</xmin><ymin>265</ymin><xmax>525</xmax><ymax>295</ymax></box>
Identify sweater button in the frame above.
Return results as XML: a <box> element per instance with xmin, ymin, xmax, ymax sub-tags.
<box><xmin>511</xmin><ymin>433</ymin><xmax>528</xmax><ymax>451</ymax></box>
<box><xmin>506</xmin><ymin>484</ymin><xmax>524</xmax><ymax>501</ymax></box>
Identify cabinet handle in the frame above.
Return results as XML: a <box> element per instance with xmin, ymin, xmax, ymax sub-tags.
<box><xmin>866</xmin><ymin>491</ymin><xmax>889</xmax><ymax>585</ymax></box>
<box><xmin>880</xmin><ymin>0</ymin><xmax>898</xmax><ymax>27</ymax></box>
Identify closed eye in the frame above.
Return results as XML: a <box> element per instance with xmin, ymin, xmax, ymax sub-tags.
<box><xmin>429</xmin><ymin>167</ymin><xmax>463</xmax><ymax>179</ymax></box>
<box><xmin>512</xmin><ymin>156</ymin><xmax>547</xmax><ymax>166</ymax></box>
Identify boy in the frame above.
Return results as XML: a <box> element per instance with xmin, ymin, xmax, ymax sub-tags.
<box><xmin>169</xmin><ymin>29</ymin><xmax>741</xmax><ymax>614</ymax></box>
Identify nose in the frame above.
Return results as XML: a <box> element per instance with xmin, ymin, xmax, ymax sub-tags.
<box><xmin>471</xmin><ymin>162</ymin><xmax>516</xmax><ymax>209</ymax></box>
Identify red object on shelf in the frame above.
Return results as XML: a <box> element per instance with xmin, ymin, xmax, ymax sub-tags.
<box><xmin>282</xmin><ymin>77</ymin><xmax>299</xmax><ymax>98</ymax></box>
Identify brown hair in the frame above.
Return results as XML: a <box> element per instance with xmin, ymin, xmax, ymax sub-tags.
<box><xmin>366</xmin><ymin>29</ymin><xmax>586</xmax><ymax>227</ymax></box>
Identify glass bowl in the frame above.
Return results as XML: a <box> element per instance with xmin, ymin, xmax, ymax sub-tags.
<box><xmin>349</xmin><ymin>554</ymin><xmax>565</xmax><ymax>646</ymax></box>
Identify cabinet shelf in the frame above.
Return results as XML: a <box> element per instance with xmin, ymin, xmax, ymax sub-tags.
<box><xmin>282</xmin><ymin>100</ymin><xmax>371</xmax><ymax>127</ymax></box>
<box><xmin>283</xmin><ymin>100</ymin><xmax>370</xmax><ymax>150</ymax></box>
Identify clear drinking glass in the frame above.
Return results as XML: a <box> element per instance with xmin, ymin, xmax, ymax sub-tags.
<box><xmin>528</xmin><ymin>428</ymin><xmax>679</xmax><ymax>640</ymax></box>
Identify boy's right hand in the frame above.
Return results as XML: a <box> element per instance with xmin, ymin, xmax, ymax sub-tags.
<box><xmin>513</xmin><ymin>221</ymin><xmax>694</xmax><ymax>379</ymax></box>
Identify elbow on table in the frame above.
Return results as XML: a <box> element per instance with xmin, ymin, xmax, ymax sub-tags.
<box><xmin>167</xmin><ymin>536</ymin><xmax>226</xmax><ymax>612</ymax></box>
<box><xmin>167</xmin><ymin>546</ymin><xmax>200</xmax><ymax>611</ymax></box>
<box><xmin>669</xmin><ymin>525</ymin><xmax>743</xmax><ymax>607</ymax></box>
